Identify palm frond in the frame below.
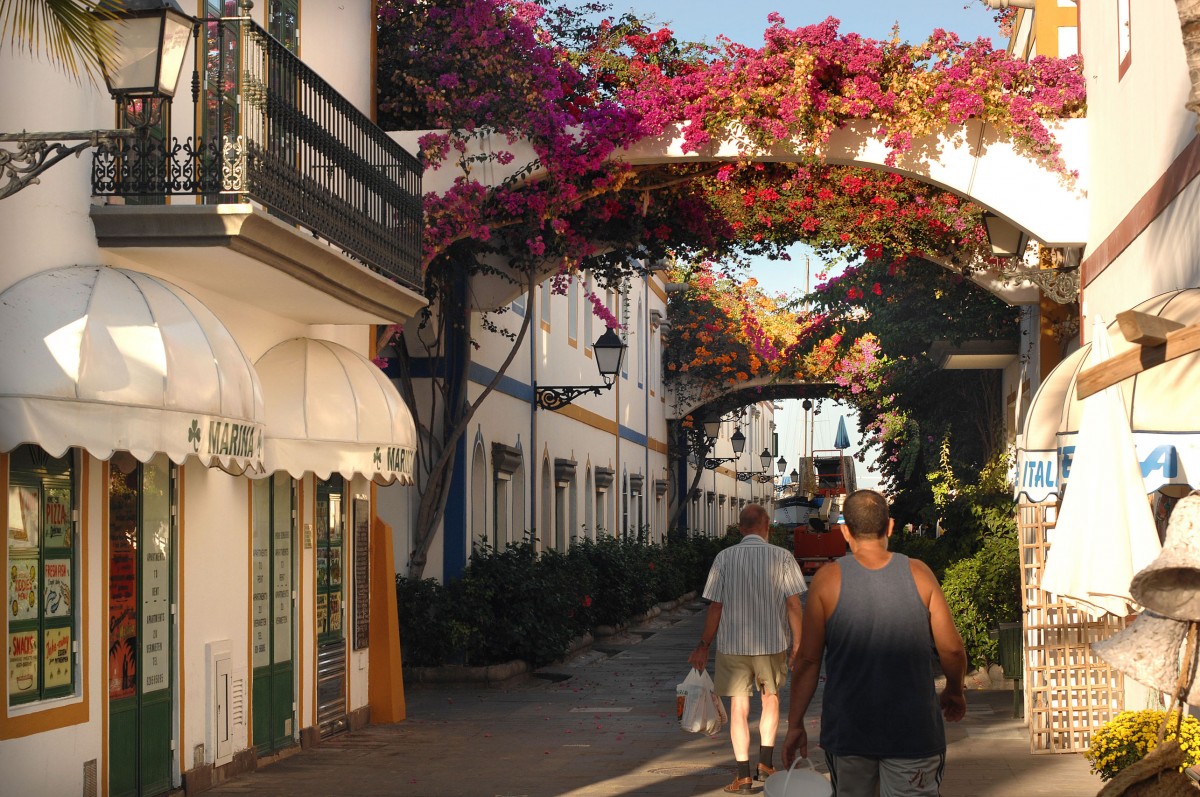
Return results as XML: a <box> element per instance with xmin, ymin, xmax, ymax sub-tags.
<box><xmin>0</xmin><ymin>0</ymin><xmax>119</xmax><ymax>85</ymax></box>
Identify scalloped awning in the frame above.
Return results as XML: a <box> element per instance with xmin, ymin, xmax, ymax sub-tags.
<box><xmin>254</xmin><ymin>338</ymin><xmax>416</xmax><ymax>485</ymax></box>
<box><xmin>1016</xmin><ymin>288</ymin><xmax>1200</xmax><ymax>503</ymax></box>
<box><xmin>0</xmin><ymin>266</ymin><xmax>265</xmax><ymax>472</ymax></box>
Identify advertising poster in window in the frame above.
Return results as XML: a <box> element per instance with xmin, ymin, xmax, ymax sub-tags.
<box><xmin>8</xmin><ymin>557</ymin><xmax>38</xmax><ymax>623</ymax></box>
<box><xmin>43</xmin><ymin>627</ymin><xmax>71</xmax><ymax>689</ymax></box>
<box><xmin>252</xmin><ymin>522</ymin><xmax>269</xmax><ymax>669</ymax></box>
<box><xmin>142</xmin><ymin>531</ymin><xmax>170</xmax><ymax>694</ymax></box>
<box><xmin>8</xmin><ymin>630</ymin><xmax>38</xmax><ymax>699</ymax></box>
<box><xmin>274</xmin><ymin>529</ymin><xmax>292</xmax><ymax>664</ymax></box>
<box><xmin>329</xmin><ymin>547</ymin><xmax>342</xmax><ymax>588</ymax></box>
<box><xmin>316</xmin><ymin>594</ymin><xmax>328</xmax><ymax>636</ymax></box>
<box><xmin>8</xmin><ymin>485</ymin><xmax>39</xmax><ymax>549</ymax></box>
<box><xmin>328</xmin><ymin>590</ymin><xmax>342</xmax><ymax>634</ymax></box>
<box><xmin>109</xmin><ymin>535</ymin><xmax>137</xmax><ymax>700</ymax></box>
<box><xmin>43</xmin><ymin>487</ymin><xmax>71</xmax><ymax>549</ymax></box>
<box><xmin>44</xmin><ymin>559</ymin><xmax>70</xmax><ymax>618</ymax></box>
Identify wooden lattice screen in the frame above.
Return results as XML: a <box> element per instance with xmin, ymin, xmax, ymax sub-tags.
<box><xmin>1019</xmin><ymin>502</ymin><xmax>1127</xmax><ymax>754</ymax></box>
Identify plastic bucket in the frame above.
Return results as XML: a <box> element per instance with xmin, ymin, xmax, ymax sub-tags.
<box><xmin>763</xmin><ymin>759</ymin><xmax>832</xmax><ymax>797</ymax></box>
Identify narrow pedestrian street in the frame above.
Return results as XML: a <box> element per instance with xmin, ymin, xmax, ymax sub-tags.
<box><xmin>205</xmin><ymin>600</ymin><xmax>1100</xmax><ymax>797</ymax></box>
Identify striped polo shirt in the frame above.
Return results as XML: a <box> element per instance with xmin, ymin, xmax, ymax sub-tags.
<box><xmin>702</xmin><ymin>535</ymin><xmax>807</xmax><ymax>656</ymax></box>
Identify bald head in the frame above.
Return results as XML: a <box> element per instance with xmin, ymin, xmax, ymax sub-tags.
<box><xmin>739</xmin><ymin>503</ymin><xmax>770</xmax><ymax>536</ymax></box>
<box><xmin>842</xmin><ymin>490</ymin><xmax>890</xmax><ymax>539</ymax></box>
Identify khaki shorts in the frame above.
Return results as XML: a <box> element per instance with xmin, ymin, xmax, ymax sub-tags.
<box><xmin>713</xmin><ymin>651</ymin><xmax>789</xmax><ymax>697</ymax></box>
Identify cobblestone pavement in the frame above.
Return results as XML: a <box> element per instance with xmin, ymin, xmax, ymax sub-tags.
<box><xmin>205</xmin><ymin>601</ymin><xmax>1102</xmax><ymax>796</ymax></box>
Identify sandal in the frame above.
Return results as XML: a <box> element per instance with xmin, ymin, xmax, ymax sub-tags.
<box><xmin>756</xmin><ymin>763</ymin><xmax>776</xmax><ymax>781</ymax></box>
<box><xmin>723</xmin><ymin>775</ymin><xmax>754</xmax><ymax>794</ymax></box>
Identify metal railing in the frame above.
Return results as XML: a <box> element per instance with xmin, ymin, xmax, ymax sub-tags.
<box><xmin>92</xmin><ymin>16</ymin><xmax>424</xmax><ymax>291</ymax></box>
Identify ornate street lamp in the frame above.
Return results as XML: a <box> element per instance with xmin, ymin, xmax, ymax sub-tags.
<box><xmin>704</xmin><ymin>429</ymin><xmax>745</xmax><ymax>470</ymax></box>
<box><xmin>702</xmin><ymin>418</ymin><xmax>722</xmax><ymax>440</ymax></box>
<box><xmin>535</xmin><ymin>328</ymin><xmax>628</xmax><ymax>410</ymax></box>
<box><xmin>759</xmin><ymin>448</ymin><xmax>773</xmax><ymax>472</ymax></box>
<box><xmin>0</xmin><ymin>0</ymin><xmax>197</xmax><ymax>200</ymax></box>
<box><xmin>777</xmin><ymin>455</ymin><xmax>787</xmax><ymax>473</ymax></box>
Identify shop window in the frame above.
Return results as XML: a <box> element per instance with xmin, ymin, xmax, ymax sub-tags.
<box><xmin>8</xmin><ymin>445</ymin><xmax>77</xmax><ymax>707</ymax></box>
<box><xmin>268</xmin><ymin>0</ymin><xmax>300</xmax><ymax>52</ymax></box>
<box><xmin>315</xmin><ymin>476</ymin><xmax>345</xmax><ymax>644</ymax></box>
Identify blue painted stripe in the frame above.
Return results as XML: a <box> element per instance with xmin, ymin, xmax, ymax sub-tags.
<box><xmin>443</xmin><ymin>433</ymin><xmax>467</xmax><ymax>580</ymax></box>
<box><xmin>619</xmin><ymin>425</ymin><xmax>648</xmax><ymax>446</ymax></box>
<box><xmin>468</xmin><ymin>361</ymin><xmax>535</xmax><ymax>402</ymax></box>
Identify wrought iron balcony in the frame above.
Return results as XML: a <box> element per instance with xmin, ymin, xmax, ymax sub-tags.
<box><xmin>91</xmin><ymin>15</ymin><xmax>423</xmax><ymax>293</ymax></box>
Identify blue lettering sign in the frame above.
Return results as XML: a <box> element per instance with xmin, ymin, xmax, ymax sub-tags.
<box><xmin>1140</xmin><ymin>445</ymin><xmax>1179</xmax><ymax>479</ymax></box>
<box><xmin>1060</xmin><ymin>446</ymin><xmax>1075</xmax><ymax>481</ymax></box>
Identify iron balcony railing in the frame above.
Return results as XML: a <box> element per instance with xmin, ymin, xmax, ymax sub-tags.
<box><xmin>92</xmin><ymin>16</ymin><xmax>424</xmax><ymax>292</ymax></box>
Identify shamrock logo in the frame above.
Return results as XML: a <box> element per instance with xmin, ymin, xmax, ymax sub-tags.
<box><xmin>373</xmin><ymin>447</ymin><xmax>383</xmax><ymax>468</ymax></box>
<box><xmin>187</xmin><ymin>419</ymin><xmax>201</xmax><ymax>452</ymax></box>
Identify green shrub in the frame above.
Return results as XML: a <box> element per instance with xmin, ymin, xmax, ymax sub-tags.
<box><xmin>940</xmin><ymin>530</ymin><xmax>1021</xmax><ymax>669</ymax></box>
<box><xmin>396</xmin><ymin>534</ymin><xmax>733</xmax><ymax>668</ymax></box>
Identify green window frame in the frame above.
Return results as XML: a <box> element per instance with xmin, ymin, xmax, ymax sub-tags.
<box><xmin>7</xmin><ymin>445</ymin><xmax>76</xmax><ymax>706</ymax></box>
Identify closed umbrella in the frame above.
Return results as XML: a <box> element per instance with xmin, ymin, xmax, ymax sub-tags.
<box><xmin>1040</xmin><ymin>317</ymin><xmax>1162</xmax><ymax>618</ymax></box>
<box><xmin>833</xmin><ymin>415</ymin><xmax>851</xmax><ymax>450</ymax></box>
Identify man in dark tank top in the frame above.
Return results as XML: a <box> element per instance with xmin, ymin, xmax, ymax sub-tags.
<box><xmin>781</xmin><ymin>489</ymin><xmax>967</xmax><ymax>796</ymax></box>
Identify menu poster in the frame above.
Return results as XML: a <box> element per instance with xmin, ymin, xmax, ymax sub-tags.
<box><xmin>353</xmin><ymin>498</ymin><xmax>370</xmax><ymax>650</ymax></box>
<box><xmin>43</xmin><ymin>487</ymin><xmax>72</xmax><ymax>549</ymax></box>
<box><xmin>8</xmin><ymin>485</ymin><xmax>39</xmax><ymax>549</ymax></box>
<box><xmin>44</xmin><ymin>559</ymin><xmax>70</xmax><ymax>618</ymax></box>
<box><xmin>328</xmin><ymin>590</ymin><xmax>342</xmax><ymax>634</ymax></box>
<box><xmin>8</xmin><ymin>557</ymin><xmax>39</xmax><ymax>623</ymax></box>
<box><xmin>43</xmin><ymin>627</ymin><xmax>71</xmax><ymax>689</ymax></box>
<box><xmin>8</xmin><ymin>630</ymin><xmax>38</xmax><ymax>699</ymax></box>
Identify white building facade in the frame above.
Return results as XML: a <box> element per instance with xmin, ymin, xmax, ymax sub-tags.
<box><xmin>0</xmin><ymin>2</ymin><xmax>423</xmax><ymax>795</ymax></box>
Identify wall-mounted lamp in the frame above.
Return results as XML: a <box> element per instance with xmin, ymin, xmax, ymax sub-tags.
<box><xmin>535</xmin><ymin>328</ymin><xmax>627</xmax><ymax>410</ymax></box>
<box><xmin>703</xmin><ymin>429</ymin><xmax>745</xmax><ymax>469</ymax></box>
<box><xmin>0</xmin><ymin>0</ymin><xmax>196</xmax><ymax>200</ymax></box>
<box><xmin>982</xmin><ymin>212</ymin><xmax>1030</xmax><ymax>259</ymax></box>
<box><xmin>777</xmin><ymin>455</ymin><xmax>788</xmax><ymax>473</ymax></box>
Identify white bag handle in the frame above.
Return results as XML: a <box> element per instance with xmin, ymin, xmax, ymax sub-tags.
<box><xmin>779</xmin><ymin>757</ymin><xmax>824</xmax><ymax>797</ymax></box>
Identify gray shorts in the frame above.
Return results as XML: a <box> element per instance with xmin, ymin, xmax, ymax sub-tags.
<box><xmin>824</xmin><ymin>752</ymin><xmax>945</xmax><ymax>797</ymax></box>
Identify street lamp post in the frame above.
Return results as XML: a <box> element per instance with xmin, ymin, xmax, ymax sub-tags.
<box><xmin>703</xmin><ymin>428</ymin><xmax>745</xmax><ymax>470</ymax></box>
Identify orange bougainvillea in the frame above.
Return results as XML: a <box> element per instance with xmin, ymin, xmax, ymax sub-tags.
<box><xmin>662</xmin><ymin>262</ymin><xmax>887</xmax><ymax>408</ymax></box>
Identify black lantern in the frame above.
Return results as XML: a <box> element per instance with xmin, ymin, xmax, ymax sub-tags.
<box><xmin>730</xmin><ymin>429</ymin><xmax>746</xmax><ymax>456</ymax></box>
<box><xmin>790</xmin><ymin>468</ymin><xmax>799</xmax><ymax>482</ymax></box>
<box><xmin>777</xmin><ymin>455</ymin><xmax>787</xmax><ymax>473</ymax></box>
<box><xmin>702</xmin><ymin>418</ymin><xmax>722</xmax><ymax>440</ymax></box>
<box><xmin>982</xmin><ymin>211</ymin><xmax>1030</xmax><ymax>258</ymax></box>
<box><xmin>534</xmin><ymin>329</ymin><xmax>629</xmax><ymax>411</ymax></box>
<box><xmin>592</xmin><ymin>327</ymin><xmax>626</xmax><ymax>384</ymax></box>
<box><xmin>96</xmin><ymin>0</ymin><xmax>195</xmax><ymax>100</ymax></box>
<box><xmin>759</xmin><ymin>448</ymin><xmax>773</xmax><ymax>471</ymax></box>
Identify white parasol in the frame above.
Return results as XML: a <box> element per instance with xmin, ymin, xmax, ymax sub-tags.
<box><xmin>1040</xmin><ymin>316</ymin><xmax>1163</xmax><ymax>618</ymax></box>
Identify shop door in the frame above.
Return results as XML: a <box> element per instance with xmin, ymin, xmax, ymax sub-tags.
<box><xmin>108</xmin><ymin>453</ymin><xmax>175</xmax><ymax>797</ymax></box>
<box><xmin>315</xmin><ymin>476</ymin><xmax>347</xmax><ymax>737</ymax></box>
<box><xmin>252</xmin><ymin>472</ymin><xmax>296</xmax><ymax>753</ymax></box>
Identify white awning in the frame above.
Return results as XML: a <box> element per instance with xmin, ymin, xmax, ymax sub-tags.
<box><xmin>0</xmin><ymin>266</ymin><xmax>265</xmax><ymax>472</ymax></box>
<box><xmin>1016</xmin><ymin>288</ymin><xmax>1200</xmax><ymax>502</ymax></box>
<box><xmin>254</xmin><ymin>337</ymin><xmax>417</xmax><ymax>485</ymax></box>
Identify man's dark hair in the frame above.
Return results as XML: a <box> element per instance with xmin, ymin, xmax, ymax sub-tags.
<box><xmin>842</xmin><ymin>490</ymin><xmax>889</xmax><ymax>539</ymax></box>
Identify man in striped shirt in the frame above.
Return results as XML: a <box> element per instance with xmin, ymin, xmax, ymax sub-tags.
<box><xmin>688</xmin><ymin>503</ymin><xmax>806</xmax><ymax>794</ymax></box>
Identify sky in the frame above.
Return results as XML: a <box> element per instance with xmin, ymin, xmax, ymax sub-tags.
<box><xmin>613</xmin><ymin>1</ymin><xmax>1005</xmax><ymax>490</ymax></box>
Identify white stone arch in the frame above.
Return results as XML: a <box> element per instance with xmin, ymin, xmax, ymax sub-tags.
<box><xmin>394</xmin><ymin>119</ymin><xmax>1088</xmax><ymax>310</ymax></box>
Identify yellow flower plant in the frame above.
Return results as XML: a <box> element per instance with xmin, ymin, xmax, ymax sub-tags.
<box><xmin>1085</xmin><ymin>709</ymin><xmax>1200</xmax><ymax>781</ymax></box>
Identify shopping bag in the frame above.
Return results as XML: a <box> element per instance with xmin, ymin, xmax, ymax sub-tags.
<box><xmin>677</xmin><ymin>668</ymin><xmax>727</xmax><ymax>735</ymax></box>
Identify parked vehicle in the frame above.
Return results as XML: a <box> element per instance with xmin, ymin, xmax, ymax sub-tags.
<box><xmin>775</xmin><ymin>451</ymin><xmax>857</xmax><ymax>575</ymax></box>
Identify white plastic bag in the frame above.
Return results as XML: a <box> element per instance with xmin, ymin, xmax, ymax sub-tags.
<box><xmin>677</xmin><ymin>668</ymin><xmax>727</xmax><ymax>735</ymax></box>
